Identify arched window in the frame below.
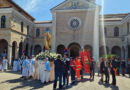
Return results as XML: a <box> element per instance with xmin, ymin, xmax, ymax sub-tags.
<box><xmin>27</xmin><ymin>25</ymin><xmax>29</xmax><ymax>35</ymax></box>
<box><xmin>21</xmin><ymin>22</ymin><xmax>23</xmax><ymax>32</ymax></box>
<box><xmin>1</xmin><ymin>16</ymin><xmax>6</xmax><ymax>28</ymax></box>
<box><xmin>114</xmin><ymin>27</ymin><xmax>119</xmax><ymax>36</ymax></box>
<box><xmin>36</xmin><ymin>28</ymin><xmax>40</xmax><ymax>37</ymax></box>
<box><xmin>104</xmin><ymin>27</ymin><xmax>107</xmax><ymax>37</ymax></box>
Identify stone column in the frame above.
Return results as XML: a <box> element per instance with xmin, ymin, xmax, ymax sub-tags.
<box><xmin>51</xmin><ymin>12</ymin><xmax>56</xmax><ymax>52</ymax></box>
<box><xmin>121</xmin><ymin>47</ymin><xmax>123</xmax><ymax>59</ymax></box>
<box><xmin>16</xmin><ymin>44</ymin><xmax>19</xmax><ymax>59</ymax></box>
<box><xmin>32</xmin><ymin>45</ymin><xmax>34</xmax><ymax>55</ymax></box>
<box><xmin>125</xmin><ymin>45</ymin><xmax>128</xmax><ymax>60</ymax></box>
<box><xmin>124</xmin><ymin>37</ymin><xmax>128</xmax><ymax>60</ymax></box>
<box><xmin>8</xmin><ymin>43</ymin><xmax>12</xmax><ymax>66</ymax></box>
<box><xmin>28</xmin><ymin>45</ymin><xmax>31</xmax><ymax>56</ymax></box>
<box><xmin>93</xmin><ymin>6</ymin><xmax>100</xmax><ymax>61</ymax></box>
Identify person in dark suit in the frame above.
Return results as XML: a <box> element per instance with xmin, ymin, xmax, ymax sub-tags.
<box><xmin>127</xmin><ymin>60</ymin><xmax>130</xmax><ymax>77</ymax></box>
<box><xmin>104</xmin><ymin>57</ymin><xmax>109</xmax><ymax>83</ymax></box>
<box><xmin>79</xmin><ymin>57</ymin><xmax>84</xmax><ymax>80</ymax></box>
<box><xmin>110</xmin><ymin>56</ymin><xmax>117</xmax><ymax>86</ymax></box>
<box><xmin>121</xmin><ymin>59</ymin><xmax>126</xmax><ymax>76</ymax></box>
<box><xmin>53</xmin><ymin>55</ymin><xmax>64</xmax><ymax>90</ymax></box>
<box><xmin>116</xmin><ymin>58</ymin><xmax>121</xmax><ymax>76</ymax></box>
<box><xmin>90</xmin><ymin>58</ymin><xmax>96</xmax><ymax>80</ymax></box>
<box><xmin>63</xmin><ymin>54</ymin><xmax>70</xmax><ymax>87</ymax></box>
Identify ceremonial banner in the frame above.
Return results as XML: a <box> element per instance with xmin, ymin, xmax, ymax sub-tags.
<box><xmin>80</xmin><ymin>50</ymin><xmax>91</xmax><ymax>73</ymax></box>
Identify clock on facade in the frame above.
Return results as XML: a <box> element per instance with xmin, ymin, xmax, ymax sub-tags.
<box><xmin>68</xmin><ymin>17</ymin><xmax>81</xmax><ymax>30</ymax></box>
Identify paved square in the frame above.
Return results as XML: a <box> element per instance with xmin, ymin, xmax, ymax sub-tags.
<box><xmin>0</xmin><ymin>71</ymin><xmax>130</xmax><ymax>90</ymax></box>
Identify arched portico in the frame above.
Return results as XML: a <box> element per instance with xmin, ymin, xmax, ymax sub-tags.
<box><xmin>0</xmin><ymin>39</ymin><xmax>8</xmax><ymax>58</ymax></box>
<box><xmin>111</xmin><ymin>46</ymin><xmax>121</xmax><ymax>58</ymax></box>
<box><xmin>57</xmin><ymin>44</ymin><xmax>65</xmax><ymax>56</ymax></box>
<box><xmin>68</xmin><ymin>43</ymin><xmax>81</xmax><ymax>58</ymax></box>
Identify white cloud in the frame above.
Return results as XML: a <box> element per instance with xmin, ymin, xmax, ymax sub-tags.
<box><xmin>22</xmin><ymin>0</ymin><xmax>56</xmax><ymax>13</ymax></box>
<box><xmin>24</xmin><ymin>0</ymin><xmax>42</xmax><ymax>12</ymax></box>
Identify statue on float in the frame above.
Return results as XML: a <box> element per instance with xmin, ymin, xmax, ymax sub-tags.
<box><xmin>44</xmin><ymin>28</ymin><xmax>52</xmax><ymax>50</ymax></box>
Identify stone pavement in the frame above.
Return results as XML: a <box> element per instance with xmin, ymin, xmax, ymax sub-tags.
<box><xmin>0</xmin><ymin>71</ymin><xmax>130</xmax><ymax>90</ymax></box>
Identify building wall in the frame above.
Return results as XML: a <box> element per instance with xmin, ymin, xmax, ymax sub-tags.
<box><xmin>33</xmin><ymin>23</ymin><xmax>52</xmax><ymax>53</ymax></box>
<box><xmin>1</xmin><ymin>1</ymin><xmax>130</xmax><ymax>65</ymax></box>
<box><xmin>99</xmin><ymin>20</ymin><xmax>130</xmax><ymax>58</ymax></box>
<box><xmin>55</xmin><ymin>10</ymin><xmax>96</xmax><ymax>48</ymax></box>
<box><xmin>0</xmin><ymin>8</ymin><xmax>34</xmax><ymax>65</ymax></box>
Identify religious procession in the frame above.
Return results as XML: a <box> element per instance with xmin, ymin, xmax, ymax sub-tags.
<box><xmin>1</xmin><ymin>48</ymin><xmax>130</xmax><ymax>90</ymax></box>
<box><xmin>0</xmin><ymin>29</ymin><xmax>130</xmax><ymax>90</ymax></box>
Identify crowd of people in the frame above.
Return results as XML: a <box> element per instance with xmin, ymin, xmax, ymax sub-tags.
<box><xmin>98</xmin><ymin>56</ymin><xmax>130</xmax><ymax>86</ymax></box>
<box><xmin>1</xmin><ymin>52</ymin><xmax>130</xmax><ymax>90</ymax></box>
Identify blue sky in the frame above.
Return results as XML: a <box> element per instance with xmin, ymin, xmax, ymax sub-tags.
<box><xmin>13</xmin><ymin>0</ymin><xmax>130</xmax><ymax>21</ymax></box>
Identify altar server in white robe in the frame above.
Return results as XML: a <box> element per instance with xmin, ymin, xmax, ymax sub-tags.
<box><xmin>39</xmin><ymin>60</ymin><xmax>43</xmax><ymax>80</ymax></box>
<box><xmin>13</xmin><ymin>59</ymin><xmax>18</xmax><ymax>71</ymax></box>
<box><xmin>44</xmin><ymin>57</ymin><xmax>50</xmax><ymax>83</ymax></box>
<box><xmin>2</xmin><ymin>57</ymin><xmax>8</xmax><ymax>71</ymax></box>
<box><xmin>41</xmin><ymin>61</ymin><xmax>46</xmax><ymax>83</ymax></box>
<box><xmin>29</xmin><ymin>55</ymin><xmax>35</xmax><ymax>79</ymax></box>
<box><xmin>36</xmin><ymin>60</ymin><xmax>41</xmax><ymax>80</ymax></box>
<box><xmin>17</xmin><ymin>59</ymin><xmax>21</xmax><ymax>71</ymax></box>
<box><xmin>22</xmin><ymin>56</ymin><xmax>29</xmax><ymax>80</ymax></box>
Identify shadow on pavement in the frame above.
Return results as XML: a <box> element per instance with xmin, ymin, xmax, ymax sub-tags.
<box><xmin>80</xmin><ymin>78</ymin><xmax>91</xmax><ymax>83</ymax></box>
<box><xmin>2</xmin><ymin>78</ymin><xmax>53</xmax><ymax>90</ymax></box>
<box><xmin>98</xmin><ymin>80</ymin><xmax>119</xmax><ymax>90</ymax></box>
<box><xmin>110</xmin><ymin>85</ymin><xmax>119</xmax><ymax>90</ymax></box>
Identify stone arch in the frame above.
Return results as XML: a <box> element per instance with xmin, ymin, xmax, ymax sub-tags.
<box><xmin>84</xmin><ymin>45</ymin><xmax>93</xmax><ymax>57</ymax></box>
<box><xmin>68</xmin><ymin>43</ymin><xmax>81</xmax><ymax>58</ymax></box>
<box><xmin>19</xmin><ymin>42</ymin><xmax>24</xmax><ymax>58</ymax></box>
<box><xmin>99</xmin><ymin>46</ymin><xmax>109</xmax><ymax>57</ymax></box>
<box><xmin>12</xmin><ymin>41</ymin><xmax>17</xmax><ymax>59</ymax></box>
<box><xmin>111</xmin><ymin>46</ymin><xmax>121</xmax><ymax>57</ymax></box>
<box><xmin>57</xmin><ymin>44</ymin><xmax>65</xmax><ymax>56</ymax></box>
<box><xmin>34</xmin><ymin>45</ymin><xmax>42</xmax><ymax>55</ymax></box>
<box><xmin>0</xmin><ymin>39</ymin><xmax>8</xmax><ymax>58</ymax></box>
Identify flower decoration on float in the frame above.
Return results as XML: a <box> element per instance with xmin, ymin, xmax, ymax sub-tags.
<box><xmin>36</xmin><ymin>51</ymin><xmax>60</xmax><ymax>61</ymax></box>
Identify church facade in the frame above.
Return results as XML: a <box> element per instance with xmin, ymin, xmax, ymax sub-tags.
<box><xmin>0</xmin><ymin>0</ymin><xmax>130</xmax><ymax>65</ymax></box>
